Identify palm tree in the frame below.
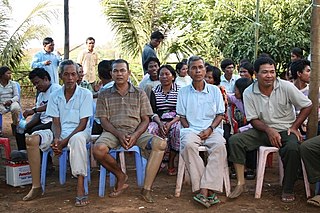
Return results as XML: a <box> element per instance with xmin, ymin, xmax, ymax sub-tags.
<box><xmin>64</xmin><ymin>0</ymin><xmax>69</xmax><ymax>59</ymax></box>
<box><xmin>307</xmin><ymin>0</ymin><xmax>320</xmax><ymax>138</ymax></box>
<box><xmin>0</xmin><ymin>0</ymin><xmax>59</xmax><ymax>70</ymax></box>
<box><xmin>101</xmin><ymin>0</ymin><xmax>161</xmax><ymax>71</ymax></box>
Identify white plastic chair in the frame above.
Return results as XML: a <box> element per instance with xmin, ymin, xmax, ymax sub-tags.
<box><xmin>175</xmin><ymin>145</ymin><xmax>231</xmax><ymax>197</ymax></box>
<box><xmin>255</xmin><ymin>146</ymin><xmax>311</xmax><ymax>198</ymax></box>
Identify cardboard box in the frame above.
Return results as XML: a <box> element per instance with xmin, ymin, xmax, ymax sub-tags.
<box><xmin>6</xmin><ymin>164</ymin><xmax>32</xmax><ymax>187</ymax></box>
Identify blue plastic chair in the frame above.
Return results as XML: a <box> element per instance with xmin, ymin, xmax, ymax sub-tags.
<box><xmin>0</xmin><ymin>81</ymin><xmax>23</xmax><ymax>132</ymax></box>
<box><xmin>98</xmin><ymin>145</ymin><xmax>147</xmax><ymax>197</ymax></box>
<box><xmin>40</xmin><ymin>143</ymin><xmax>91</xmax><ymax>194</ymax></box>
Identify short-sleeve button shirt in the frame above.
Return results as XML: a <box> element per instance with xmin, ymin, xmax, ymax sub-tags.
<box><xmin>243</xmin><ymin>78</ymin><xmax>312</xmax><ymax>132</ymax></box>
<box><xmin>46</xmin><ymin>85</ymin><xmax>93</xmax><ymax>139</ymax></box>
<box><xmin>96</xmin><ymin>83</ymin><xmax>153</xmax><ymax>134</ymax></box>
<box><xmin>176</xmin><ymin>81</ymin><xmax>225</xmax><ymax>134</ymax></box>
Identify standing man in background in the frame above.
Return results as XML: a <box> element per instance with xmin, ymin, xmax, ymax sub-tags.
<box><xmin>142</xmin><ymin>31</ymin><xmax>164</xmax><ymax>75</ymax></box>
<box><xmin>31</xmin><ymin>37</ymin><xmax>61</xmax><ymax>84</ymax></box>
<box><xmin>77</xmin><ymin>37</ymin><xmax>99</xmax><ymax>85</ymax></box>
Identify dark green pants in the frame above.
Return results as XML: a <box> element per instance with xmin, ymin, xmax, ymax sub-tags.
<box><xmin>228</xmin><ymin>128</ymin><xmax>301</xmax><ymax>193</ymax></box>
<box><xmin>300</xmin><ymin>135</ymin><xmax>320</xmax><ymax>184</ymax></box>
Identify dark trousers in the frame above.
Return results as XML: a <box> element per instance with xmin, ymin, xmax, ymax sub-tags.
<box><xmin>300</xmin><ymin>135</ymin><xmax>320</xmax><ymax>184</ymax></box>
<box><xmin>228</xmin><ymin>128</ymin><xmax>301</xmax><ymax>194</ymax></box>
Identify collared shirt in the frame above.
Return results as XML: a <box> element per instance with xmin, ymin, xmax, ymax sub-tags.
<box><xmin>243</xmin><ymin>78</ymin><xmax>312</xmax><ymax>132</ymax></box>
<box><xmin>0</xmin><ymin>80</ymin><xmax>19</xmax><ymax>104</ymax></box>
<box><xmin>142</xmin><ymin>43</ymin><xmax>157</xmax><ymax>74</ymax></box>
<box><xmin>176</xmin><ymin>81</ymin><xmax>225</xmax><ymax>134</ymax></box>
<box><xmin>175</xmin><ymin>75</ymin><xmax>192</xmax><ymax>88</ymax></box>
<box><xmin>77</xmin><ymin>49</ymin><xmax>99</xmax><ymax>83</ymax></box>
<box><xmin>46</xmin><ymin>85</ymin><xmax>93</xmax><ymax>139</ymax></box>
<box><xmin>96</xmin><ymin>83</ymin><xmax>153</xmax><ymax>134</ymax></box>
<box><xmin>31</xmin><ymin>50</ymin><xmax>61</xmax><ymax>84</ymax></box>
<box><xmin>220</xmin><ymin>74</ymin><xmax>240</xmax><ymax>93</ymax></box>
<box><xmin>36</xmin><ymin>83</ymin><xmax>61</xmax><ymax>124</ymax></box>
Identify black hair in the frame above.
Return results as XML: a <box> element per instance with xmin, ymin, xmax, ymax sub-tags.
<box><xmin>29</xmin><ymin>68</ymin><xmax>51</xmax><ymax>81</ymax></box>
<box><xmin>158</xmin><ymin>64</ymin><xmax>176</xmax><ymax>82</ymax></box>
<box><xmin>0</xmin><ymin>66</ymin><xmax>10</xmax><ymax>77</ymax></box>
<box><xmin>86</xmin><ymin>37</ymin><xmax>95</xmax><ymax>43</ymax></box>
<box><xmin>206</xmin><ymin>65</ymin><xmax>221</xmax><ymax>86</ymax></box>
<box><xmin>112</xmin><ymin>59</ymin><xmax>130</xmax><ymax>71</ymax></box>
<box><xmin>176</xmin><ymin>62</ymin><xmax>187</xmax><ymax>73</ymax></box>
<box><xmin>239</xmin><ymin>62</ymin><xmax>254</xmax><ymax>77</ymax></box>
<box><xmin>290</xmin><ymin>59</ymin><xmax>310</xmax><ymax>80</ymax></box>
<box><xmin>253</xmin><ymin>57</ymin><xmax>276</xmax><ymax>73</ymax></box>
<box><xmin>43</xmin><ymin>37</ymin><xmax>54</xmax><ymax>46</ymax></box>
<box><xmin>150</xmin><ymin>31</ymin><xmax>164</xmax><ymax>40</ymax></box>
<box><xmin>220</xmin><ymin>58</ymin><xmax>235</xmax><ymax>70</ymax></box>
<box><xmin>291</xmin><ymin>47</ymin><xmax>303</xmax><ymax>58</ymax></box>
<box><xmin>143</xmin><ymin>57</ymin><xmax>160</xmax><ymax>70</ymax></box>
<box><xmin>235</xmin><ymin>78</ymin><xmax>252</xmax><ymax>101</ymax></box>
<box><xmin>98</xmin><ymin>60</ymin><xmax>114</xmax><ymax>80</ymax></box>
<box><xmin>239</xmin><ymin>58</ymin><xmax>250</xmax><ymax>65</ymax></box>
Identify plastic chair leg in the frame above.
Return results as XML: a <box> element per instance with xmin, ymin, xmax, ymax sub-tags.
<box><xmin>255</xmin><ymin>149</ymin><xmax>269</xmax><ymax>198</ymax></box>
<box><xmin>175</xmin><ymin>153</ymin><xmax>185</xmax><ymax>197</ymax></box>
<box><xmin>40</xmin><ymin>150</ymin><xmax>50</xmax><ymax>192</ymax></box>
<box><xmin>59</xmin><ymin>150</ymin><xmax>68</xmax><ymax>185</ymax></box>
<box><xmin>0</xmin><ymin>138</ymin><xmax>10</xmax><ymax>160</ymax></box>
<box><xmin>134</xmin><ymin>151</ymin><xmax>144</xmax><ymax>187</ymax></box>
<box><xmin>99</xmin><ymin>165</ymin><xmax>107</xmax><ymax>197</ymax></box>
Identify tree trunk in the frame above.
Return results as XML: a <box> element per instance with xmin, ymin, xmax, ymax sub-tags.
<box><xmin>64</xmin><ymin>0</ymin><xmax>69</xmax><ymax>59</ymax></box>
<box><xmin>307</xmin><ymin>0</ymin><xmax>320</xmax><ymax>138</ymax></box>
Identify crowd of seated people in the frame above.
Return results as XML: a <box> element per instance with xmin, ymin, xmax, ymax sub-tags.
<box><xmin>4</xmin><ymin>43</ymin><xmax>320</xmax><ymax>209</ymax></box>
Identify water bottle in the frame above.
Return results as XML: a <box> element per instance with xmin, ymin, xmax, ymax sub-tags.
<box><xmin>17</xmin><ymin>118</ymin><xmax>27</xmax><ymax>134</ymax></box>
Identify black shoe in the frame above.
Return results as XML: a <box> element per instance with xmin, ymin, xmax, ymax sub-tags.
<box><xmin>230</xmin><ymin>167</ymin><xmax>237</xmax><ymax>179</ymax></box>
<box><xmin>245</xmin><ymin>169</ymin><xmax>256</xmax><ymax>180</ymax></box>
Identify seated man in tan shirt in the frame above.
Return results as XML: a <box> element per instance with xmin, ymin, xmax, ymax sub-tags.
<box><xmin>93</xmin><ymin>59</ymin><xmax>166</xmax><ymax>203</ymax></box>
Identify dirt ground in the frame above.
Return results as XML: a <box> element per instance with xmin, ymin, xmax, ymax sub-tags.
<box><xmin>0</xmin><ymin>97</ymin><xmax>319</xmax><ymax>213</ymax></box>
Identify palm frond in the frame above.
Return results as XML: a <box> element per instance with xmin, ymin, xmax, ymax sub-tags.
<box><xmin>0</xmin><ymin>1</ymin><xmax>59</xmax><ymax>70</ymax></box>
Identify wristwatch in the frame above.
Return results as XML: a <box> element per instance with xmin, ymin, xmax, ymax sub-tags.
<box><xmin>208</xmin><ymin>126</ymin><xmax>214</xmax><ymax>131</ymax></box>
<box><xmin>32</xmin><ymin>107</ymin><xmax>37</xmax><ymax>113</ymax></box>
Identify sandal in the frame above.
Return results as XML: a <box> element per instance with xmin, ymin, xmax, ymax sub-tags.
<box><xmin>193</xmin><ymin>193</ymin><xmax>211</xmax><ymax>208</ymax></box>
<box><xmin>207</xmin><ymin>193</ymin><xmax>220</xmax><ymax>206</ymax></box>
<box><xmin>281</xmin><ymin>193</ymin><xmax>295</xmax><ymax>203</ymax></box>
<box><xmin>75</xmin><ymin>195</ymin><xmax>89</xmax><ymax>207</ymax></box>
<box><xmin>167</xmin><ymin>168</ymin><xmax>177</xmax><ymax>176</ymax></box>
<box><xmin>307</xmin><ymin>195</ymin><xmax>320</xmax><ymax>207</ymax></box>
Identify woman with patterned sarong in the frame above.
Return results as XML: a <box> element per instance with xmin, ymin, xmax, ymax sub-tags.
<box><xmin>148</xmin><ymin>65</ymin><xmax>181</xmax><ymax>176</ymax></box>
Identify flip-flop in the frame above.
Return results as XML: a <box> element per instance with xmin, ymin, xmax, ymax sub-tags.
<box><xmin>109</xmin><ymin>184</ymin><xmax>129</xmax><ymax>198</ymax></box>
<box><xmin>307</xmin><ymin>195</ymin><xmax>320</xmax><ymax>207</ymax></box>
<box><xmin>281</xmin><ymin>193</ymin><xmax>295</xmax><ymax>203</ymax></box>
<box><xmin>193</xmin><ymin>193</ymin><xmax>211</xmax><ymax>208</ymax></box>
<box><xmin>75</xmin><ymin>196</ymin><xmax>89</xmax><ymax>207</ymax></box>
<box><xmin>207</xmin><ymin>193</ymin><xmax>220</xmax><ymax>206</ymax></box>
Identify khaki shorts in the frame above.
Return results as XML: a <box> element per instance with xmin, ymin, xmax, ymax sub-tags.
<box><xmin>95</xmin><ymin>131</ymin><xmax>154</xmax><ymax>151</ymax></box>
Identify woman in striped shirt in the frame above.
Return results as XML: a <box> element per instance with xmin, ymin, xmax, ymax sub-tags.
<box><xmin>148</xmin><ymin>65</ymin><xmax>181</xmax><ymax>176</ymax></box>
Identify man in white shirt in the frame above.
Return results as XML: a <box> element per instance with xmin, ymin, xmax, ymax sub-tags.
<box><xmin>23</xmin><ymin>60</ymin><xmax>93</xmax><ymax>208</ymax></box>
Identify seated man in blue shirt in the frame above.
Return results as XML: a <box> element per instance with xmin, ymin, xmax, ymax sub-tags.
<box><xmin>176</xmin><ymin>56</ymin><xmax>228</xmax><ymax>208</ymax></box>
<box><xmin>23</xmin><ymin>60</ymin><xmax>93</xmax><ymax>207</ymax></box>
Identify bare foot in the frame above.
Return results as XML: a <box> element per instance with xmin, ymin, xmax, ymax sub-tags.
<box><xmin>23</xmin><ymin>187</ymin><xmax>42</xmax><ymax>201</ymax></box>
<box><xmin>115</xmin><ymin>173</ymin><xmax>128</xmax><ymax>192</ymax></box>
<box><xmin>229</xmin><ymin>184</ymin><xmax>246</xmax><ymax>199</ymax></box>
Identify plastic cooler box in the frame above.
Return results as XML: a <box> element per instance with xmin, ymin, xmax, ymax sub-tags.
<box><xmin>6</xmin><ymin>162</ymin><xmax>32</xmax><ymax>187</ymax></box>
